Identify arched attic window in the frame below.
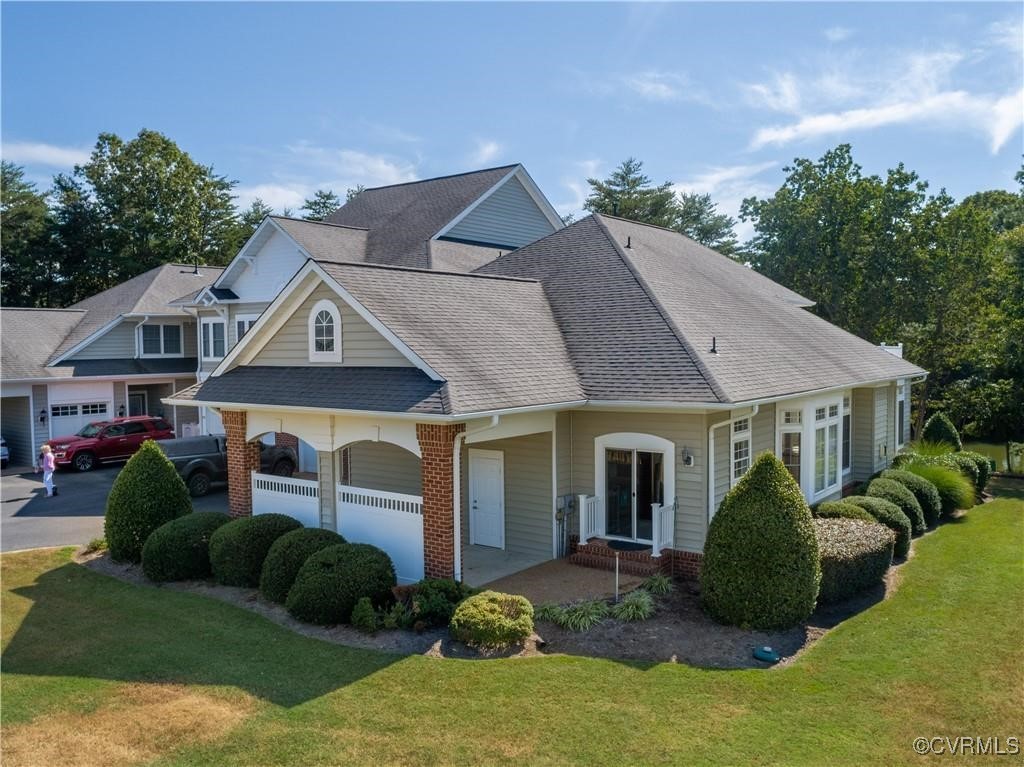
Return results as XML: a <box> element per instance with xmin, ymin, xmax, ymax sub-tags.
<box><xmin>308</xmin><ymin>299</ymin><xmax>342</xmax><ymax>362</ymax></box>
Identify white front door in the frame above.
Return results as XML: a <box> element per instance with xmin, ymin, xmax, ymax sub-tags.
<box><xmin>469</xmin><ymin>449</ymin><xmax>505</xmax><ymax>549</ymax></box>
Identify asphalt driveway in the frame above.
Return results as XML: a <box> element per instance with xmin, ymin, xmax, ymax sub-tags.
<box><xmin>1</xmin><ymin>463</ymin><xmax>228</xmax><ymax>552</ymax></box>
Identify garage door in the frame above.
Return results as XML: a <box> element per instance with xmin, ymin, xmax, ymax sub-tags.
<box><xmin>50</xmin><ymin>402</ymin><xmax>111</xmax><ymax>437</ymax></box>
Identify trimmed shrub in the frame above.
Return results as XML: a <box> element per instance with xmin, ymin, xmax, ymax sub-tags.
<box><xmin>286</xmin><ymin>543</ymin><xmax>396</xmax><ymax>625</ymax></box>
<box><xmin>449</xmin><ymin>591</ymin><xmax>534</xmax><ymax>648</ymax></box>
<box><xmin>844</xmin><ymin>496</ymin><xmax>912</xmax><ymax>558</ymax></box>
<box><xmin>881</xmin><ymin>469</ymin><xmax>942</xmax><ymax>528</ymax></box>
<box><xmin>350</xmin><ymin>597</ymin><xmax>379</xmax><ymax>634</ymax></box>
<box><xmin>141</xmin><ymin>511</ymin><xmax>231</xmax><ymax>582</ymax></box>
<box><xmin>105</xmin><ymin>439</ymin><xmax>192</xmax><ymax>563</ymax></box>
<box><xmin>701</xmin><ymin>452</ymin><xmax>820</xmax><ymax>630</ymax></box>
<box><xmin>902</xmin><ymin>462</ymin><xmax>975</xmax><ymax>517</ymax></box>
<box><xmin>259</xmin><ymin>527</ymin><xmax>346</xmax><ymax>603</ymax></box>
<box><xmin>921</xmin><ymin>412</ymin><xmax>962</xmax><ymax>451</ymax></box>
<box><xmin>407</xmin><ymin>578</ymin><xmax>475</xmax><ymax>628</ymax></box>
<box><xmin>960</xmin><ymin>451</ymin><xmax>992</xmax><ymax>493</ymax></box>
<box><xmin>209</xmin><ymin>513</ymin><xmax>302</xmax><ymax>587</ymax></box>
<box><xmin>813</xmin><ymin>518</ymin><xmax>895</xmax><ymax>603</ymax></box>
<box><xmin>611</xmin><ymin>589</ymin><xmax>655</xmax><ymax>621</ymax></box>
<box><xmin>866</xmin><ymin>478</ymin><xmax>926</xmax><ymax>536</ymax></box>
<box><xmin>814</xmin><ymin>501</ymin><xmax>876</xmax><ymax>522</ymax></box>
<box><xmin>943</xmin><ymin>453</ymin><xmax>980</xmax><ymax>491</ymax></box>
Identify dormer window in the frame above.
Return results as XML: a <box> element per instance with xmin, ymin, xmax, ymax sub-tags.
<box><xmin>308</xmin><ymin>299</ymin><xmax>342</xmax><ymax>362</ymax></box>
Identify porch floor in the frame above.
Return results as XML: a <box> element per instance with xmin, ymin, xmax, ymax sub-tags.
<box><xmin>461</xmin><ymin>545</ymin><xmax>548</xmax><ymax>588</ymax></box>
<box><xmin>478</xmin><ymin>559</ymin><xmax>644</xmax><ymax>605</ymax></box>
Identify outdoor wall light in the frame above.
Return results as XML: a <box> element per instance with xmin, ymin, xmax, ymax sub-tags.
<box><xmin>118</xmin><ymin>406</ymin><xmax>126</xmax><ymax>417</ymax></box>
<box><xmin>682</xmin><ymin>447</ymin><xmax>695</xmax><ymax>467</ymax></box>
<box><xmin>38</xmin><ymin>409</ymin><xmax>47</xmax><ymax>424</ymax></box>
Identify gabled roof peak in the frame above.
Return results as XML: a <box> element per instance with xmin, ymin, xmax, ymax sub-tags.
<box><xmin>356</xmin><ymin>164</ymin><xmax>520</xmax><ymax>193</ymax></box>
<box><xmin>313</xmin><ymin>258</ymin><xmax>538</xmax><ymax>284</ymax></box>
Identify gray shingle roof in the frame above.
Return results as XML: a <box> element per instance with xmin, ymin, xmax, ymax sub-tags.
<box><xmin>324</xmin><ymin>166</ymin><xmax>517</xmax><ymax>268</ymax></box>
<box><xmin>172</xmin><ymin>366</ymin><xmax>449</xmax><ymax>415</ymax></box>
<box><xmin>479</xmin><ymin>214</ymin><xmax>924</xmax><ymax>404</ymax></box>
<box><xmin>51</xmin><ymin>358</ymin><xmax>199</xmax><ymax>378</ymax></box>
<box><xmin>317</xmin><ymin>261</ymin><xmax>584</xmax><ymax>413</ymax></box>
<box><xmin>270</xmin><ymin>216</ymin><xmax>368</xmax><ymax>262</ymax></box>
<box><xmin>48</xmin><ymin>264</ymin><xmax>222</xmax><ymax>363</ymax></box>
<box><xmin>1</xmin><ymin>309</ymin><xmax>86</xmax><ymax>380</ymax></box>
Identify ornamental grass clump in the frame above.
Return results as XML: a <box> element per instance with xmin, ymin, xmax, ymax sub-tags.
<box><xmin>640</xmin><ymin>573</ymin><xmax>674</xmax><ymax>596</ymax></box>
<box><xmin>611</xmin><ymin>589</ymin><xmax>655</xmax><ymax>621</ymax></box>
<box><xmin>813</xmin><ymin>518</ymin><xmax>895</xmax><ymax>604</ymax></box>
<box><xmin>557</xmin><ymin>600</ymin><xmax>610</xmax><ymax>632</ymax></box>
<box><xmin>902</xmin><ymin>462</ymin><xmax>975</xmax><ymax>517</ymax></box>
<box><xmin>700</xmin><ymin>452</ymin><xmax>820</xmax><ymax>630</ymax></box>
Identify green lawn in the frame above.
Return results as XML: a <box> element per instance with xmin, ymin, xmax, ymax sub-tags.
<box><xmin>3</xmin><ymin>492</ymin><xmax>1022</xmax><ymax>767</ymax></box>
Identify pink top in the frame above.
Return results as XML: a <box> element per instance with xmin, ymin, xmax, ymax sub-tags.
<box><xmin>42</xmin><ymin>453</ymin><xmax>55</xmax><ymax>472</ymax></box>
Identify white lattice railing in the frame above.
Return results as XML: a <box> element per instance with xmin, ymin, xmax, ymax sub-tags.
<box><xmin>336</xmin><ymin>485</ymin><xmax>423</xmax><ymax>516</ymax></box>
<box><xmin>578</xmin><ymin>494</ymin><xmax>603</xmax><ymax>544</ymax></box>
<box><xmin>336</xmin><ymin>484</ymin><xmax>424</xmax><ymax>584</ymax></box>
<box><xmin>651</xmin><ymin>502</ymin><xmax>674</xmax><ymax>557</ymax></box>
<box><xmin>252</xmin><ymin>472</ymin><xmax>320</xmax><ymax>527</ymax></box>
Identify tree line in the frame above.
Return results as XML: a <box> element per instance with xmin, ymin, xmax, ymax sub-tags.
<box><xmin>0</xmin><ymin>129</ymin><xmax>347</xmax><ymax>308</ymax></box>
<box><xmin>583</xmin><ymin>148</ymin><xmax>1024</xmax><ymax>453</ymax></box>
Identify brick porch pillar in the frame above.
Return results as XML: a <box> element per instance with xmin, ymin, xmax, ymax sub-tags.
<box><xmin>416</xmin><ymin>423</ymin><xmax>465</xmax><ymax>579</ymax></box>
<box><xmin>275</xmin><ymin>432</ymin><xmax>299</xmax><ymax>452</ymax></box>
<box><xmin>223</xmin><ymin>410</ymin><xmax>261</xmax><ymax>518</ymax></box>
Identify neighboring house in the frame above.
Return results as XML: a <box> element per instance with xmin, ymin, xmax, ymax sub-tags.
<box><xmin>165</xmin><ymin>187</ymin><xmax>926</xmax><ymax>585</ymax></box>
<box><xmin>0</xmin><ymin>264</ymin><xmax>221</xmax><ymax>468</ymax></box>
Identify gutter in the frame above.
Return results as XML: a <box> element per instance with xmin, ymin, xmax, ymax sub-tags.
<box><xmin>707</xmin><ymin>404</ymin><xmax>759</xmax><ymax>523</ymax></box>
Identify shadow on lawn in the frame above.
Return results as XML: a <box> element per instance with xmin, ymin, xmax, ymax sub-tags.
<box><xmin>3</xmin><ymin>561</ymin><xmax>400</xmax><ymax>707</ymax></box>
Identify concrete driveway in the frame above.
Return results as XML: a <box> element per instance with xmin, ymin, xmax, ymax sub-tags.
<box><xmin>1</xmin><ymin>463</ymin><xmax>229</xmax><ymax>552</ymax></box>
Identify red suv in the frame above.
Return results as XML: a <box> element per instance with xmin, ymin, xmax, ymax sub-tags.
<box><xmin>48</xmin><ymin>416</ymin><xmax>176</xmax><ymax>472</ymax></box>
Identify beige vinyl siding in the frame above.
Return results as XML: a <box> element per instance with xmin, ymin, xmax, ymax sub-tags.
<box><xmin>67</xmin><ymin>321</ymin><xmax>136</xmax><ymax>360</ymax></box>
<box><xmin>252</xmin><ymin>284</ymin><xmax>412</xmax><ymax>367</ymax></box>
<box><xmin>555</xmin><ymin>411</ymin><xmax>571</xmax><ymax>498</ymax></box>
<box><xmin>711</xmin><ymin>414</ymin><xmax>731</xmax><ymax>510</ymax></box>
<box><xmin>227</xmin><ymin>303</ymin><xmax>270</xmax><ymax>348</ymax></box>
<box><xmin>32</xmin><ymin>385</ymin><xmax>49</xmax><ymax>441</ymax></box>
<box><xmin>852</xmin><ymin>388</ymin><xmax>875</xmax><ymax>481</ymax></box>
<box><xmin>182</xmin><ymin>321</ymin><xmax>198</xmax><ymax>357</ymax></box>
<box><xmin>347</xmin><ymin>441</ymin><xmax>421</xmax><ymax>496</ymax></box>
<box><xmin>1</xmin><ymin>396</ymin><xmax>32</xmax><ymax>466</ymax></box>
<box><xmin>752</xmin><ymin>403</ymin><xmax>775</xmax><ymax>457</ymax></box>
<box><xmin>569</xmin><ymin>411</ymin><xmax>706</xmax><ymax>553</ymax></box>
<box><xmin>461</xmin><ymin>432</ymin><xmax>552</xmax><ymax>560</ymax></box>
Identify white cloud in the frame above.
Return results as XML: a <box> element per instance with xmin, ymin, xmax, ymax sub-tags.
<box><xmin>470</xmin><ymin>139</ymin><xmax>503</xmax><ymax>166</ymax></box>
<box><xmin>743</xmin><ymin>73</ymin><xmax>803</xmax><ymax>114</ymax></box>
<box><xmin>823</xmin><ymin>26</ymin><xmax>853</xmax><ymax>43</ymax></box>
<box><xmin>233</xmin><ymin>183</ymin><xmax>310</xmax><ymax>213</ymax></box>
<box><xmin>673</xmin><ymin>161</ymin><xmax>778</xmax><ymax>241</ymax></box>
<box><xmin>621</xmin><ymin>71</ymin><xmax>691</xmax><ymax>102</ymax></box>
<box><xmin>988</xmin><ymin>17</ymin><xmax>1023</xmax><ymax>55</ymax></box>
<box><xmin>2</xmin><ymin>141</ymin><xmax>90</xmax><ymax>168</ymax></box>
<box><xmin>556</xmin><ymin>159</ymin><xmax>601</xmax><ymax>216</ymax></box>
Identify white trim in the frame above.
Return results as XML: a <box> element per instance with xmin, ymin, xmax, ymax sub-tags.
<box><xmin>895</xmin><ymin>379</ymin><xmax>907</xmax><ymax>448</ymax></box>
<box><xmin>772</xmin><ymin>392</ymin><xmax>845</xmax><ymax>502</ymax></box>
<box><xmin>234</xmin><ymin>313</ymin><xmax>260</xmax><ymax>342</ymax></box>
<box><xmin>213</xmin><ymin>217</ymin><xmax>313</xmax><ymax>290</ymax></box>
<box><xmin>307</xmin><ymin>299</ymin><xmax>343</xmax><ymax>363</ymax></box>
<box><xmin>730</xmin><ymin>416</ymin><xmax>752</xmax><ymax>487</ymax></box>
<box><xmin>200</xmin><ymin>317</ymin><xmax>227</xmax><ymax>361</ymax></box>
<box><xmin>468</xmin><ymin>448</ymin><xmax>505</xmax><ymax>549</ymax></box>
<box><xmin>551</xmin><ymin>426</ymin><xmax>558</xmax><ymax>559</ymax></box>
<box><xmin>594</xmin><ymin>432</ymin><xmax>675</xmax><ymax>542</ymax></box>
<box><xmin>138</xmin><ymin>322</ymin><xmax>185</xmax><ymax>358</ymax></box>
<box><xmin>707</xmin><ymin>405</ymin><xmax>758</xmax><ymax>521</ymax></box>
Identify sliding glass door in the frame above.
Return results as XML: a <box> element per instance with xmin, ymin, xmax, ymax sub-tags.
<box><xmin>604</xmin><ymin>448</ymin><xmax>663</xmax><ymax>541</ymax></box>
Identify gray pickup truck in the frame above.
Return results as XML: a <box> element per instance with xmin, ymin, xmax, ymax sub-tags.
<box><xmin>157</xmin><ymin>436</ymin><xmax>298</xmax><ymax>497</ymax></box>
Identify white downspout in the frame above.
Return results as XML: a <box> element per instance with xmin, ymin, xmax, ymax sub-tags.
<box><xmin>132</xmin><ymin>315</ymin><xmax>150</xmax><ymax>359</ymax></box>
<box><xmin>707</xmin><ymin>404</ymin><xmax>759</xmax><ymax>522</ymax></box>
<box><xmin>452</xmin><ymin>414</ymin><xmax>501</xmax><ymax>582</ymax></box>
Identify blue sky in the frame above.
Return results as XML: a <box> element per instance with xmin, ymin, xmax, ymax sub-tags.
<box><xmin>3</xmin><ymin>2</ymin><xmax>1021</xmax><ymax>238</ymax></box>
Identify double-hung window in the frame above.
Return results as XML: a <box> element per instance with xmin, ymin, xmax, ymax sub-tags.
<box><xmin>778</xmin><ymin>409</ymin><xmax>802</xmax><ymax>485</ymax></box>
<box><xmin>842</xmin><ymin>396</ymin><xmax>852</xmax><ymax>473</ymax></box>
<box><xmin>814</xmin><ymin>401</ymin><xmax>841</xmax><ymax>495</ymax></box>
<box><xmin>201</xmin><ymin>318</ymin><xmax>226</xmax><ymax>360</ymax></box>
<box><xmin>731</xmin><ymin>417</ymin><xmax>751</xmax><ymax>484</ymax></box>
<box><xmin>896</xmin><ymin>382</ymin><xmax>907</xmax><ymax>448</ymax></box>
<box><xmin>140</xmin><ymin>324</ymin><xmax>182</xmax><ymax>357</ymax></box>
<box><xmin>235</xmin><ymin>314</ymin><xmax>259</xmax><ymax>342</ymax></box>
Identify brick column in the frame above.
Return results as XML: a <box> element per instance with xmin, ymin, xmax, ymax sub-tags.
<box><xmin>275</xmin><ymin>432</ymin><xmax>299</xmax><ymax>452</ymax></box>
<box><xmin>416</xmin><ymin>423</ymin><xmax>465</xmax><ymax>579</ymax></box>
<box><xmin>223</xmin><ymin>410</ymin><xmax>261</xmax><ymax>518</ymax></box>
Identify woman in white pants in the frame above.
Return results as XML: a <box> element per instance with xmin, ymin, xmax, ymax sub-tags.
<box><xmin>37</xmin><ymin>444</ymin><xmax>57</xmax><ymax>497</ymax></box>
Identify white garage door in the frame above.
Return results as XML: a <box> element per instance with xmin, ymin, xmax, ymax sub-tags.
<box><xmin>50</xmin><ymin>402</ymin><xmax>110</xmax><ymax>437</ymax></box>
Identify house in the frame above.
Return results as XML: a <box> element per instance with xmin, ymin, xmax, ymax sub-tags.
<box><xmin>164</xmin><ymin>174</ymin><xmax>926</xmax><ymax>586</ymax></box>
<box><xmin>0</xmin><ymin>264</ymin><xmax>222</xmax><ymax>468</ymax></box>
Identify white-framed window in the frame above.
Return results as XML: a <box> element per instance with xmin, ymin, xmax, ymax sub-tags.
<box><xmin>308</xmin><ymin>299</ymin><xmax>342</xmax><ymax>362</ymax></box>
<box><xmin>201</xmin><ymin>318</ymin><xmax>226</xmax><ymax>360</ymax></box>
<box><xmin>842</xmin><ymin>396</ymin><xmax>852</xmax><ymax>473</ymax></box>
<box><xmin>235</xmin><ymin>314</ymin><xmax>259</xmax><ymax>342</ymax></box>
<box><xmin>731</xmin><ymin>417</ymin><xmax>751</xmax><ymax>484</ymax></box>
<box><xmin>896</xmin><ymin>381</ymin><xmax>907</xmax><ymax>447</ymax></box>
<box><xmin>140</xmin><ymin>324</ymin><xmax>182</xmax><ymax>357</ymax></box>
<box><xmin>777</xmin><ymin>393</ymin><xmax>846</xmax><ymax>500</ymax></box>
<box><xmin>81</xmin><ymin>403</ymin><xmax>107</xmax><ymax>415</ymax></box>
<box><xmin>51</xmin><ymin>405</ymin><xmax>78</xmax><ymax>417</ymax></box>
<box><xmin>814</xmin><ymin>404</ymin><xmax>841</xmax><ymax>494</ymax></box>
<box><xmin>782</xmin><ymin>409</ymin><xmax>802</xmax><ymax>425</ymax></box>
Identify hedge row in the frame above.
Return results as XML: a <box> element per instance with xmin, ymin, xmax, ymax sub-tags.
<box><xmin>813</xmin><ymin>518</ymin><xmax>895</xmax><ymax>603</ymax></box>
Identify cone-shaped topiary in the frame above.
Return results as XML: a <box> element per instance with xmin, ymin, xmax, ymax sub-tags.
<box><xmin>921</xmin><ymin>413</ymin><xmax>962</xmax><ymax>451</ymax></box>
<box><xmin>881</xmin><ymin>469</ymin><xmax>942</xmax><ymax>528</ymax></box>
<box><xmin>105</xmin><ymin>439</ymin><xmax>192</xmax><ymax>563</ymax></box>
<box><xmin>209</xmin><ymin>513</ymin><xmax>302</xmax><ymax>586</ymax></box>
<box><xmin>701</xmin><ymin>452</ymin><xmax>820</xmax><ymax>630</ymax></box>
<box><xmin>142</xmin><ymin>512</ymin><xmax>232</xmax><ymax>582</ymax></box>
<box><xmin>259</xmin><ymin>527</ymin><xmax>346</xmax><ymax>603</ymax></box>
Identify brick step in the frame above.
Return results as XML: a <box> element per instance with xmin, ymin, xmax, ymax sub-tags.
<box><xmin>568</xmin><ymin>549</ymin><xmax>663</xmax><ymax>577</ymax></box>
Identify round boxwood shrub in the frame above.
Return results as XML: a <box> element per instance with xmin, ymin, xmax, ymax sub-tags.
<box><xmin>942</xmin><ymin>453</ymin><xmax>980</xmax><ymax>493</ymax></box>
<box><xmin>902</xmin><ymin>462</ymin><xmax>975</xmax><ymax>517</ymax></box>
<box><xmin>921</xmin><ymin>412</ymin><xmax>962</xmax><ymax>451</ymax></box>
<box><xmin>701</xmin><ymin>452</ymin><xmax>820</xmax><ymax>630</ymax></box>
<box><xmin>286</xmin><ymin>543</ymin><xmax>396</xmax><ymax>625</ymax></box>
<box><xmin>812</xmin><ymin>518</ymin><xmax>895</xmax><ymax>603</ymax></box>
<box><xmin>843</xmin><ymin>496</ymin><xmax>912</xmax><ymax>558</ymax></box>
<box><xmin>866</xmin><ymin>478</ymin><xmax>926</xmax><ymax>536</ymax></box>
<box><xmin>881</xmin><ymin>469</ymin><xmax>942</xmax><ymax>528</ymax></box>
<box><xmin>105</xmin><ymin>439</ymin><xmax>193</xmax><ymax>563</ymax></box>
<box><xmin>960</xmin><ymin>451</ymin><xmax>991</xmax><ymax>493</ymax></box>
<box><xmin>209</xmin><ymin>513</ymin><xmax>302</xmax><ymax>586</ymax></box>
<box><xmin>259</xmin><ymin>527</ymin><xmax>346</xmax><ymax>603</ymax></box>
<box><xmin>814</xmin><ymin>500</ymin><xmax>876</xmax><ymax>522</ymax></box>
<box><xmin>141</xmin><ymin>511</ymin><xmax>232</xmax><ymax>582</ymax></box>
<box><xmin>407</xmin><ymin>578</ymin><xmax>476</xmax><ymax>628</ymax></box>
<box><xmin>449</xmin><ymin>590</ymin><xmax>534</xmax><ymax>648</ymax></box>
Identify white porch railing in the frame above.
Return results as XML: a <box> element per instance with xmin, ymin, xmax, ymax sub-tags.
<box><xmin>651</xmin><ymin>501</ymin><xmax>674</xmax><ymax>557</ymax></box>
<box><xmin>336</xmin><ymin>484</ymin><xmax>424</xmax><ymax>584</ymax></box>
<box><xmin>252</xmin><ymin>472</ymin><xmax>320</xmax><ymax>528</ymax></box>
<box><xmin>578</xmin><ymin>494</ymin><xmax>603</xmax><ymax>544</ymax></box>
